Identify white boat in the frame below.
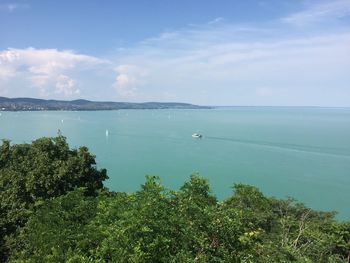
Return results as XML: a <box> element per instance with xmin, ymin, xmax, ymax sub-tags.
<box><xmin>192</xmin><ymin>133</ymin><xmax>202</xmax><ymax>138</ymax></box>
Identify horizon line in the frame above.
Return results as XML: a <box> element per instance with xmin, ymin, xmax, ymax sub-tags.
<box><xmin>1</xmin><ymin>96</ymin><xmax>349</xmax><ymax>108</ymax></box>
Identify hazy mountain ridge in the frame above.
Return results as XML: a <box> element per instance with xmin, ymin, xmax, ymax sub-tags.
<box><xmin>0</xmin><ymin>97</ymin><xmax>210</xmax><ymax>111</ymax></box>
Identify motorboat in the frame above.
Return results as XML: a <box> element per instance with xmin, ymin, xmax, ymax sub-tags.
<box><xmin>192</xmin><ymin>133</ymin><xmax>202</xmax><ymax>138</ymax></box>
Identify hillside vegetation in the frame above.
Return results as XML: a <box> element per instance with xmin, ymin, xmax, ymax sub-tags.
<box><xmin>0</xmin><ymin>136</ymin><xmax>349</xmax><ymax>262</ymax></box>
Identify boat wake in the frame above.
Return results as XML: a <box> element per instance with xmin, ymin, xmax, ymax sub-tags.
<box><xmin>205</xmin><ymin>136</ymin><xmax>350</xmax><ymax>158</ymax></box>
<box><xmin>101</xmin><ymin>130</ymin><xmax>349</xmax><ymax>158</ymax></box>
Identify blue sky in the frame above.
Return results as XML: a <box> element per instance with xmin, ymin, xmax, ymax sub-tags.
<box><xmin>0</xmin><ymin>0</ymin><xmax>349</xmax><ymax>106</ymax></box>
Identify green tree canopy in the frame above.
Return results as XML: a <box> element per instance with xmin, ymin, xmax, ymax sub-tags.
<box><xmin>1</xmin><ymin>137</ymin><xmax>349</xmax><ymax>262</ymax></box>
<box><xmin>0</xmin><ymin>136</ymin><xmax>107</xmax><ymax>262</ymax></box>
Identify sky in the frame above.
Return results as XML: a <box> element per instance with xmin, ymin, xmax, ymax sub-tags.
<box><xmin>0</xmin><ymin>0</ymin><xmax>350</xmax><ymax>106</ymax></box>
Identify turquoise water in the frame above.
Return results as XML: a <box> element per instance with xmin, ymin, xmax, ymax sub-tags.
<box><xmin>0</xmin><ymin>108</ymin><xmax>349</xmax><ymax>219</ymax></box>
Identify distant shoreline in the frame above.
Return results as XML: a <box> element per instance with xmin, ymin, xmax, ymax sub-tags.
<box><xmin>0</xmin><ymin>96</ymin><xmax>211</xmax><ymax>111</ymax></box>
<box><xmin>0</xmin><ymin>97</ymin><xmax>348</xmax><ymax>111</ymax></box>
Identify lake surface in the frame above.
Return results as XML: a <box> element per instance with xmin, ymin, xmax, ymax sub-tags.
<box><xmin>1</xmin><ymin>107</ymin><xmax>349</xmax><ymax>219</ymax></box>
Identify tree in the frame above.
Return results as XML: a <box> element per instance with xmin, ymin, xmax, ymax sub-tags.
<box><xmin>11</xmin><ymin>189</ymin><xmax>98</xmax><ymax>262</ymax></box>
<box><xmin>0</xmin><ymin>136</ymin><xmax>107</xmax><ymax>262</ymax></box>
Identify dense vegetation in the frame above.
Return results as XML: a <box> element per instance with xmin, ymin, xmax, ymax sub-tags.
<box><xmin>0</xmin><ymin>136</ymin><xmax>349</xmax><ymax>262</ymax></box>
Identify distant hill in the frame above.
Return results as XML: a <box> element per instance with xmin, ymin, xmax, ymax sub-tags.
<box><xmin>0</xmin><ymin>97</ymin><xmax>210</xmax><ymax>111</ymax></box>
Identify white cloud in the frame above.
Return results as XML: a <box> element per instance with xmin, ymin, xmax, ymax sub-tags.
<box><xmin>0</xmin><ymin>48</ymin><xmax>108</xmax><ymax>98</ymax></box>
<box><xmin>113</xmin><ymin>65</ymin><xmax>148</xmax><ymax>98</ymax></box>
<box><xmin>283</xmin><ymin>0</ymin><xmax>350</xmax><ymax>26</ymax></box>
<box><xmin>0</xmin><ymin>65</ymin><xmax>16</xmax><ymax>80</ymax></box>
<box><xmin>55</xmin><ymin>75</ymin><xmax>79</xmax><ymax>96</ymax></box>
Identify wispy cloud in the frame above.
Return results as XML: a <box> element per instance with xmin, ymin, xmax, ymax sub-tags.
<box><xmin>283</xmin><ymin>0</ymin><xmax>350</xmax><ymax>26</ymax></box>
<box><xmin>0</xmin><ymin>3</ymin><xmax>28</xmax><ymax>12</ymax></box>
<box><xmin>112</xmin><ymin>19</ymin><xmax>350</xmax><ymax>105</ymax></box>
<box><xmin>208</xmin><ymin>17</ymin><xmax>224</xmax><ymax>25</ymax></box>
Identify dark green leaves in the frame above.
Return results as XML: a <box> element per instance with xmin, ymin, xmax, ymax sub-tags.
<box><xmin>0</xmin><ymin>136</ymin><xmax>107</xmax><ymax>262</ymax></box>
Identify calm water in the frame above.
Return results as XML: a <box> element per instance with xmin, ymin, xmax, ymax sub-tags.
<box><xmin>0</xmin><ymin>108</ymin><xmax>349</xmax><ymax>219</ymax></box>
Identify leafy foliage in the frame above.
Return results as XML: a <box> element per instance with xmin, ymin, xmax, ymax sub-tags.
<box><xmin>1</xmin><ymin>137</ymin><xmax>349</xmax><ymax>262</ymax></box>
<box><xmin>0</xmin><ymin>136</ymin><xmax>107</xmax><ymax>262</ymax></box>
